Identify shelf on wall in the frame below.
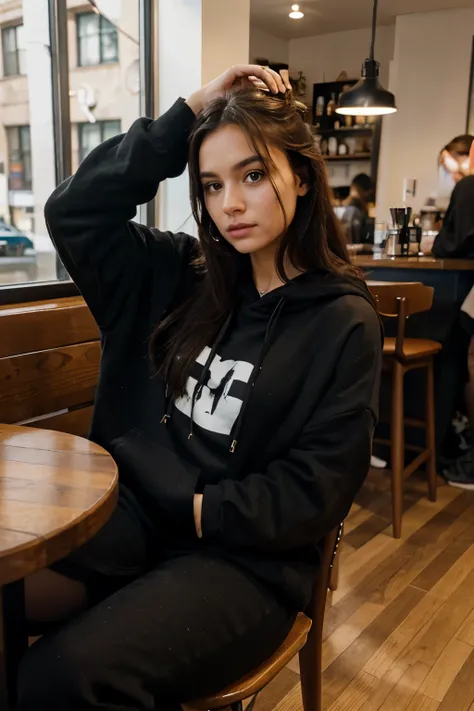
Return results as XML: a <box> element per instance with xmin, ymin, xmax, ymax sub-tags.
<box><xmin>324</xmin><ymin>153</ymin><xmax>372</xmax><ymax>161</ymax></box>
<box><xmin>312</xmin><ymin>126</ymin><xmax>374</xmax><ymax>136</ymax></box>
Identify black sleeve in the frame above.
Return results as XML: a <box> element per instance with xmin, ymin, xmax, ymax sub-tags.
<box><xmin>44</xmin><ymin>98</ymin><xmax>197</xmax><ymax>330</ymax></box>
<box><xmin>201</xmin><ymin>312</ymin><xmax>382</xmax><ymax>551</ymax></box>
<box><xmin>432</xmin><ymin>177</ymin><xmax>474</xmax><ymax>258</ymax></box>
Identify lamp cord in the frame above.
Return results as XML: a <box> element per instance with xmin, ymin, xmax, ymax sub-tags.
<box><xmin>370</xmin><ymin>0</ymin><xmax>378</xmax><ymax>60</ymax></box>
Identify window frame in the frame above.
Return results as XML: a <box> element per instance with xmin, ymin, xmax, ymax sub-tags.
<box><xmin>76</xmin><ymin>11</ymin><xmax>119</xmax><ymax>67</ymax></box>
<box><xmin>2</xmin><ymin>23</ymin><xmax>25</xmax><ymax>77</ymax></box>
<box><xmin>0</xmin><ymin>0</ymin><xmax>154</xmax><ymax>303</ymax></box>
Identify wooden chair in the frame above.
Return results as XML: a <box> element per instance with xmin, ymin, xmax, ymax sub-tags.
<box><xmin>0</xmin><ymin>296</ymin><xmax>100</xmax><ymax>435</ymax></box>
<box><xmin>369</xmin><ymin>282</ymin><xmax>441</xmax><ymax>538</ymax></box>
<box><xmin>184</xmin><ymin>525</ymin><xmax>342</xmax><ymax>711</ymax></box>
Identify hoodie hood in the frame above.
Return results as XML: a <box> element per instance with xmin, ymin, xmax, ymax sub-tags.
<box><xmin>240</xmin><ymin>269</ymin><xmax>378</xmax><ymax>317</ymax></box>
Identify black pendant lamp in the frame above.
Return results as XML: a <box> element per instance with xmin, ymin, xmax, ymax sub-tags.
<box><xmin>336</xmin><ymin>0</ymin><xmax>397</xmax><ymax>117</ymax></box>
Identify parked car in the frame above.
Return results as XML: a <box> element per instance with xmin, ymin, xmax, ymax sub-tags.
<box><xmin>0</xmin><ymin>221</ymin><xmax>35</xmax><ymax>257</ymax></box>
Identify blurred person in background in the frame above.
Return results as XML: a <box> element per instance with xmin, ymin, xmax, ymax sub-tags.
<box><xmin>434</xmin><ymin>140</ymin><xmax>474</xmax><ymax>488</ymax></box>
<box><xmin>335</xmin><ymin>173</ymin><xmax>375</xmax><ymax>244</ymax></box>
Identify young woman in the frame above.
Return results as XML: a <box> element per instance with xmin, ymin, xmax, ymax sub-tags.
<box><xmin>18</xmin><ymin>65</ymin><xmax>382</xmax><ymax>710</ymax></box>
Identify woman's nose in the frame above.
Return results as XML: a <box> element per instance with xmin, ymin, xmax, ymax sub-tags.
<box><xmin>222</xmin><ymin>186</ymin><xmax>245</xmax><ymax>215</ymax></box>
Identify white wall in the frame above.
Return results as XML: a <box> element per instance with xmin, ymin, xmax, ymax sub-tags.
<box><xmin>202</xmin><ymin>0</ymin><xmax>250</xmax><ymax>84</ymax></box>
<box><xmin>249</xmin><ymin>27</ymin><xmax>289</xmax><ymax>65</ymax></box>
<box><xmin>289</xmin><ymin>25</ymin><xmax>395</xmax><ymax>103</ymax></box>
<box><xmin>157</xmin><ymin>0</ymin><xmax>251</xmax><ymax>234</ymax></box>
<box><xmin>377</xmin><ymin>7</ymin><xmax>474</xmax><ymax>222</ymax></box>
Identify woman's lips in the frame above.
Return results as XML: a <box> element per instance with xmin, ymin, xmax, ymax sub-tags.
<box><xmin>227</xmin><ymin>224</ymin><xmax>256</xmax><ymax>239</ymax></box>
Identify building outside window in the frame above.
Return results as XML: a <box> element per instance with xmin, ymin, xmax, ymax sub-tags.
<box><xmin>6</xmin><ymin>125</ymin><xmax>32</xmax><ymax>191</ymax></box>
<box><xmin>0</xmin><ymin>0</ymin><xmax>140</xmax><ymax>289</ymax></box>
<box><xmin>2</xmin><ymin>24</ymin><xmax>26</xmax><ymax>76</ymax></box>
<box><xmin>78</xmin><ymin>120</ymin><xmax>121</xmax><ymax>164</ymax></box>
<box><xmin>76</xmin><ymin>12</ymin><xmax>118</xmax><ymax>67</ymax></box>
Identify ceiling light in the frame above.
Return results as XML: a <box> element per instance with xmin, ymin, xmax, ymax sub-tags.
<box><xmin>336</xmin><ymin>0</ymin><xmax>397</xmax><ymax>117</ymax></box>
<box><xmin>289</xmin><ymin>4</ymin><xmax>304</xmax><ymax>19</ymax></box>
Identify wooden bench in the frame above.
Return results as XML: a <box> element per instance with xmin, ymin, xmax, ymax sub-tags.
<box><xmin>0</xmin><ymin>296</ymin><xmax>100</xmax><ymax>436</ymax></box>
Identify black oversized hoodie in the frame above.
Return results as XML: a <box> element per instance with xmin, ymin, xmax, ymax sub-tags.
<box><xmin>44</xmin><ymin>98</ymin><xmax>382</xmax><ymax>610</ymax></box>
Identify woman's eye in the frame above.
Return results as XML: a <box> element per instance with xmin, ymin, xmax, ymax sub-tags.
<box><xmin>245</xmin><ymin>170</ymin><xmax>264</xmax><ymax>184</ymax></box>
<box><xmin>203</xmin><ymin>182</ymin><xmax>222</xmax><ymax>193</ymax></box>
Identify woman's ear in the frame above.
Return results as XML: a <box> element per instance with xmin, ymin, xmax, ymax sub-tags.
<box><xmin>295</xmin><ymin>166</ymin><xmax>309</xmax><ymax>196</ymax></box>
<box><xmin>297</xmin><ymin>179</ymin><xmax>309</xmax><ymax>197</ymax></box>
<box><xmin>469</xmin><ymin>142</ymin><xmax>474</xmax><ymax>174</ymax></box>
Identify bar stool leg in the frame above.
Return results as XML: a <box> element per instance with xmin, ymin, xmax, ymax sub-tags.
<box><xmin>391</xmin><ymin>361</ymin><xmax>405</xmax><ymax>539</ymax></box>
<box><xmin>426</xmin><ymin>359</ymin><xmax>437</xmax><ymax>502</ymax></box>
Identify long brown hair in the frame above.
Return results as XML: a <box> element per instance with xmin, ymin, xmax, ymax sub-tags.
<box><xmin>151</xmin><ymin>87</ymin><xmax>362</xmax><ymax>397</ymax></box>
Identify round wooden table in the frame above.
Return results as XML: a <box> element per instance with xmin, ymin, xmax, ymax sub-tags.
<box><xmin>0</xmin><ymin>424</ymin><xmax>118</xmax><ymax>710</ymax></box>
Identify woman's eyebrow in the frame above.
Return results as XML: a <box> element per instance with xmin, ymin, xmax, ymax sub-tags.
<box><xmin>200</xmin><ymin>155</ymin><xmax>263</xmax><ymax>179</ymax></box>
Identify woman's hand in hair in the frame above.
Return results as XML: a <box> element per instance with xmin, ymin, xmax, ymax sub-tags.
<box><xmin>186</xmin><ymin>64</ymin><xmax>289</xmax><ymax>116</ymax></box>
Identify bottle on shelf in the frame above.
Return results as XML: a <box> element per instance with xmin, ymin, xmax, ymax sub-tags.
<box><xmin>326</xmin><ymin>93</ymin><xmax>337</xmax><ymax>116</ymax></box>
<box><xmin>326</xmin><ymin>92</ymin><xmax>337</xmax><ymax>128</ymax></box>
<box><xmin>315</xmin><ymin>95</ymin><xmax>325</xmax><ymax>117</ymax></box>
<box><xmin>328</xmin><ymin>136</ymin><xmax>338</xmax><ymax>156</ymax></box>
<box><xmin>338</xmin><ymin>139</ymin><xmax>349</xmax><ymax>156</ymax></box>
<box><xmin>320</xmin><ymin>138</ymin><xmax>329</xmax><ymax>156</ymax></box>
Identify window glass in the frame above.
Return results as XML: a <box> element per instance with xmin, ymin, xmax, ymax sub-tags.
<box><xmin>16</xmin><ymin>23</ymin><xmax>26</xmax><ymax>75</ymax></box>
<box><xmin>70</xmin><ymin>2</ymin><xmax>139</xmax><ymax>175</ymax></box>
<box><xmin>77</xmin><ymin>12</ymin><xmax>118</xmax><ymax>67</ymax></box>
<box><xmin>2</xmin><ymin>25</ymin><xmax>24</xmax><ymax>77</ymax></box>
<box><xmin>6</xmin><ymin>126</ymin><xmax>32</xmax><ymax>191</ymax></box>
<box><xmin>0</xmin><ymin>0</ymin><xmax>141</xmax><ymax>288</ymax></box>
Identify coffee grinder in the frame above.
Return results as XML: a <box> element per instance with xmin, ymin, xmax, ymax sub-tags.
<box><xmin>385</xmin><ymin>207</ymin><xmax>412</xmax><ymax>257</ymax></box>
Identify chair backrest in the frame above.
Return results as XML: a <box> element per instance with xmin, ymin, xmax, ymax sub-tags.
<box><xmin>368</xmin><ymin>282</ymin><xmax>435</xmax><ymax>359</ymax></box>
<box><xmin>0</xmin><ymin>296</ymin><xmax>100</xmax><ymax>437</ymax></box>
<box><xmin>299</xmin><ymin>525</ymin><xmax>342</xmax><ymax>711</ymax></box>
<box><xmin>368</xmin><ymin>282</ymin><xmax>434</xmax><ymax>318</ymax></box>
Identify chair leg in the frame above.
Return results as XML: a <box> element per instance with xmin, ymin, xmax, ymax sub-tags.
<box><xmin>390</xmin><ymin>361</ymin><xmax>405</xmax><ymax>539</ymax></box>
<box><xmin>299</xmin><ymin>633</ymin><xmax>322</xmax><ymax>711</ymax></box>
<box><xmin>426</xmin><ymin>359</ymin><xmax>437</xmax><ymax>502</ymax></box>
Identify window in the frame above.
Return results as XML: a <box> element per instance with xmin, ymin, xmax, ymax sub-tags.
<box><xmin>2</xmin><ymin>24</ymin><xmax>26</xmax><ymax>77</ymax></box>
<box><xmin>78</xmin><ymin>120</ymin><xmax>121</xmax><ymax>164</ymax></box>
<box><xmin>0</xmin><ymin>0</ymin><xmax>143</xmax><ymax>293</ymax></box>
<box><xmin>6</xmin><ymin>126</ymin><xmax>32</xmax><ymax>191</ymax></box>
<box><xmin>77</xmin><ymin>12</ymin><xmax>118</xmax><ymax>67</ymax></box>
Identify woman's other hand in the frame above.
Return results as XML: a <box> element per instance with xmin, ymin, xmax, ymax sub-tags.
<box><xmin>193</xmin><ymin>494</ymin><xmax>203</xmax><ymax>538</ymax></box>
<box><xmin>186</xmin><ymin>64</ymin><xmax>290</xmax><ymax>116</ymax></box>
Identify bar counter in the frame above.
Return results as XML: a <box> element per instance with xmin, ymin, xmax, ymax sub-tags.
<box><xmin>354</xmin><ymin>252</ymin><xmax>474</xmax><ymax>449</ymax></box>
<box><xmin>353</xmin><ymin>255</ymin><xmax>474</xmax><ymax>271</ymax></box>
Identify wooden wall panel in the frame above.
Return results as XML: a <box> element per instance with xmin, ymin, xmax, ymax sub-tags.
<box><xmin>26</xmin><ymin>406</ymin><xmax>94</xmax><ymax>439</ymax></box>
<box><xmin>0</xmin><ymin>342</ymin><xmax>100</xmax><ymax>424</ymax></box>
<box><xmin>0</xmin><ymin>296</ymin><xmax>99</xmax><ymax>358</ymax></box>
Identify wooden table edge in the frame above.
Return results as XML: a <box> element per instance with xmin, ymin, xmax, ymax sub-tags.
<box><xmin>0</xmin><ymin>425</ymin><xmax>119</xmax><ymax>586</ymax></box>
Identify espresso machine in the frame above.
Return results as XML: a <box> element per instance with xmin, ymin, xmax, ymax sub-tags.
<box><xmin>384</xmin><ymin>207</ymin><xmax>412</xmax><ymax>257</ymax></box>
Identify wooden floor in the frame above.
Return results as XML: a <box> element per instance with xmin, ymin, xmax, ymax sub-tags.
<box><xmin>254</xmin><ymin>469</ymin><xmax>474</xmax><ymax>711</ymax></box>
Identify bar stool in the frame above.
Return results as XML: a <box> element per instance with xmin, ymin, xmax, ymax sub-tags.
<box><xmin>369</xmin><ymin>282</ymin><xmax>442</xmax><ymax>538</ymax></box>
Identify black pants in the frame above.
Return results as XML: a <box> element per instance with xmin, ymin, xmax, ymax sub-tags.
<box><xmin>17</xmin><ymin>491</ymin><xmax>295</xmax><ymax>711</ymax></box>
